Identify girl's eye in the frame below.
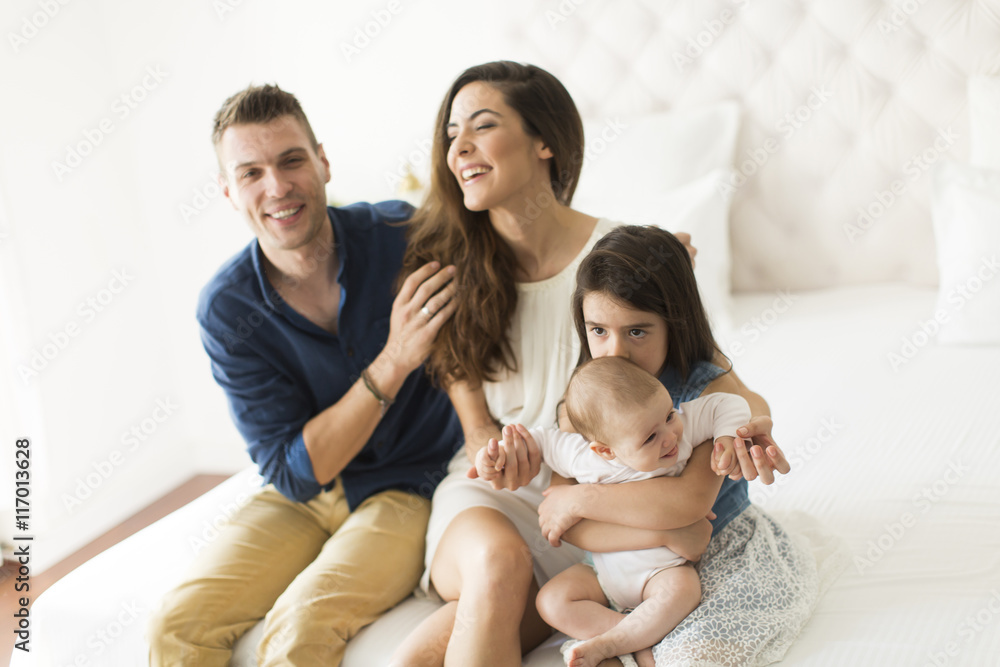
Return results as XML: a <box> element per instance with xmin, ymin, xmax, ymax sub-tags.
<box><xmin>590</xmin><ymin>327</ymin><xmax>606</xmax><ymax>336</ymax></box>
<box><xmin>446</xmin><ymin>134</ymin><xmax>456</xmax><ymax>145</ymax></box>
<box><xmin>476</xmin><ymin>123</ymin><xmax>495</xmax><ymax>131</ymax></box>
<box><xmin>629</xmin><ymin>329</ymin><xmax>646</xmax><ymax>338</ymax></box>
<box><xmin>666</xmin><ymin>411</ymin><xmax>674</xmax><ymax>422</ymax></box>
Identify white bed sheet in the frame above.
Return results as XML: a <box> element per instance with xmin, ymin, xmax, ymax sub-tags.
<box><xmin>14</xmin><ymin>285</ymin><xmax>1000</xmax><ymax>666</ymax></box>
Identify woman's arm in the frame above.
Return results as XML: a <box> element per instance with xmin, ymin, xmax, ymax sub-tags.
<box><xmin>447</xmin><ymin>381</ymin><xmax>542</xmax><ymax>490</ymax></box>
<box><xmin>446</xmin><ymin>379</ymin><xmax>501</xmax><ymax>462</ymax></box>
<box><xmin>537</xmin><ymin>441</ymin><xmax>723</xmax><ymax>545</ymax></box>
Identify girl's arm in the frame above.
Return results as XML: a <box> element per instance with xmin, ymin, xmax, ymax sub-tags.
<box><xmin>562</xmin><ymin>515</ymin><xmax>714</xmax><ymax>562</ymax></box>
<box><xmin>538</xmin><ymin>441</ymin><xmax>723</xmax><ymax>546</ymax></box>
<box><xmin>703</xmin><ymin>358</ymin><xmax>790</xmax><ymax>484</ymax></box>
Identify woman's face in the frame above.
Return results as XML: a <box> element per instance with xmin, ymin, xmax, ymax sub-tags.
<box><xmin>582</xmin><ymin>291</ymin><xmax>668</xmax><ymax>378</ymax></box>
<box><xmin>445</xmin><ymin>81</ymin><xmax>553</xmax><ymax>212</ymax></box>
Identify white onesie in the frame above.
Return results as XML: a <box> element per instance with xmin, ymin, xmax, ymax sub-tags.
<box><xmin>533</xmin><ymin>392</ymin><xmax>751</xmax><ymax>611</ymax></box>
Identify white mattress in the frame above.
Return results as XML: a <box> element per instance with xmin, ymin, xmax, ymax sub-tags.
<box><xmin>14</xmin><ymin>285</ymin><xmax>1000</xmax><ymax>666</ymax></box>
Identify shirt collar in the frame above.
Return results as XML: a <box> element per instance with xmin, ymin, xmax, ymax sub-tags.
<box><xmin>250</xmin><ymin>206</ymin><xmax>345</xmax><ymax>309</ymax></box>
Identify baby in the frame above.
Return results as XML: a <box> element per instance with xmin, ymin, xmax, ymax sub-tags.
<box><xmin>475</xmin><ymin>356</ymin><xmax>751</xmax><ymax>667</ymax></box>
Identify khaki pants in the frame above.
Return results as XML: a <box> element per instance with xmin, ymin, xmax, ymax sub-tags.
<box><xmin>148</xmin><ymin>482</ymin><xmax>430</xmax><ymax>666</ymax></box>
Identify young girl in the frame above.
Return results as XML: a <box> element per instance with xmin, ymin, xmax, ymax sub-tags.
<box><xmin>538</xmin><ymin>224</ymin><xmax>832</xmax><ymax>666</ymax></box>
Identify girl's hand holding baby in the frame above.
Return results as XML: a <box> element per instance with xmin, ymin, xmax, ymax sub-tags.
<box><xmin>711</xmin><ymin>416</ymin><xmax>790</xmax><ymax>483</ymax></box>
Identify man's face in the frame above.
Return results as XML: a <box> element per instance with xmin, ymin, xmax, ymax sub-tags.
<box><xmin>217</xmin><ymin>115</ymin><xmax>331</xmax><ymax>252</ymax></box>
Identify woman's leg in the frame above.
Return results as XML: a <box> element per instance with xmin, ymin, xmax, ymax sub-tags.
<box><xmin>388</xmin><ymin>601</ymin><xmax>458</xmax><ymax>667</ymax></box>
<box><xmin>416</xmin><ymin>506</ymin><xmax>549</xmax><ymax>667</ymax></box>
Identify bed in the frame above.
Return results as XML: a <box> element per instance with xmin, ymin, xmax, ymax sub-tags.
<box><xmin>18</xmin><ymin>285</ymin><xmax>1000</xmax><ymax>666</ymax></box>
<box><xmin>16</xmin><ymin>0</ymin><xmax>1000</xmax><ymax>665</ymax></box>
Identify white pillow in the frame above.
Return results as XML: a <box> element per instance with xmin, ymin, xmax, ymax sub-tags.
<box><xmin>575</xmin><ymin>169</ymin><xmax>735</xmax><ymax>336</ymax></box>
<box><xmin>571</xmin><ymin>103</ymin><xmax>741</xmax><ymax>335</ymax></box>
<box><xmin>930</xmin><ymin>160</ymin><xmax>1000</xmax><ymax>345</ymax></box>
<box><xmin>968</xmin><ymin>75</ymin><xmax>1000</xmax><ymax>172</ymax></box>
<box><xmin>573</xmin><ymin>102</ymin><xmax>740</xmax><ymax>200</ymax></box>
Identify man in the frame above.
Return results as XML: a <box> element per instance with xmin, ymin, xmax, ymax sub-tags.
<box><xmin>148</xmin><ymin>83</ymin><xmax>462</xmax><ymax>666</ymax></box>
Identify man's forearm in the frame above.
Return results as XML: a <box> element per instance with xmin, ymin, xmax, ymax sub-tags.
<box><xmin>303</xmin><ymin>350</ymin><xmax>411</xmax><ymax>485</ymax></box>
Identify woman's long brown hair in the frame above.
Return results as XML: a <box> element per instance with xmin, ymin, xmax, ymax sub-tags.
<box><xmin>397</xmin><ymin>61</ymin><xmax>585</xmax><ymax>388</ymax></box>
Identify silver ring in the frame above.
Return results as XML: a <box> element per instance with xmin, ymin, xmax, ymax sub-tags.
<box><xmin>421</xmin><ymin>306</ymin><xmax>432</xmax><ymax>318</ymax></box>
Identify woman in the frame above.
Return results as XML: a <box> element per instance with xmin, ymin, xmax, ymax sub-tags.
<box><xmin>390</xmin><ymin>61</ymin><xmax>786</xmax><ymax>667</ymax></box>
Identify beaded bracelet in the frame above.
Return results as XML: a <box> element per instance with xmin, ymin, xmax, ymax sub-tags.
<box><xmin>361</xmin><ymin>368</ymin><xmax>394</xmax><ymax>416</ymax></box>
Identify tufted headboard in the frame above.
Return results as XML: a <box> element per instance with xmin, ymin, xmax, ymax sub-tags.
<box><xmin>502</xmin><ymin>0</ymin><xmax>1000</xmax><ymax>291</ymax></box>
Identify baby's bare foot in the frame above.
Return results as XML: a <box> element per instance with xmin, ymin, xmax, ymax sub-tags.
<box><xmin>567</xmin><ymin>638</ymin><xmax>616</xmax><ymax>667</ymax></box>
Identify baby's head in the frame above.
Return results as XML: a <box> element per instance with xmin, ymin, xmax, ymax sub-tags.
<box><xmin>564</xmin><ymin>357</ymin><xmax>684</xmax><ymax>472</ymax></box>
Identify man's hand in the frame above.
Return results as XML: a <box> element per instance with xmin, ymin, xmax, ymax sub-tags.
<box><xmin>378</xmin><ymin>261</ymin><xmax>457</xmax><ymax>378</ymax></box>
<box><xmin>727</xmin><ymin>416</ymin><xmax>790</xmax><ymax>485</ymax></box>
<box><xmin>467</xmin><ymin>424</ymin><xmax>541</xmax><ymax>491</ymax></box>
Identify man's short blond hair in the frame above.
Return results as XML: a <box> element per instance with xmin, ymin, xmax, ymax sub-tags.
<box><xmin>564</xmin><ymin>357</ymin><xmax>663</xmax><ymax>444</ymax></box>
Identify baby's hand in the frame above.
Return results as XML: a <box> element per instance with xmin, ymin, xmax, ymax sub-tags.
<box><xmin>713</xmin><ymin>436</ymin><xmax>740</xmax><ymax>477</ymax></box>
<box><xmin>475</xmin><ymin>437</ymin><xmax>506</xmax><ymax>483</ymax></box>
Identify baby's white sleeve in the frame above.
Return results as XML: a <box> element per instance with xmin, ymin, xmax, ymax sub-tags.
<box><xmin>681</xmin><ymin>393</ymin><xmax>752</xmax><ymax>444</ymax></box>
<box><xmin>532</xmin><ymin>427</ymin><xmax>590</xmax><ymax>480</ymax></box>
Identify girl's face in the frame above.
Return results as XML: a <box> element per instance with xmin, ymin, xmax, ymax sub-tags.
<box><xmin>445</xmin><ymin>81</ymin><xmax>553</xmax><ymax>212</ymax></box>
<box><xmin>582</xmin><ymin>291</ymin><xmax>668</xmax><ymax>378</ymax></box>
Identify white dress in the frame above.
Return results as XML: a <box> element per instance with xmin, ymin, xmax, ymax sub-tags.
<box><xmin>419</xmin><ymin>217</ymin><xmax>618</xmax><ymax>596</ymax></box>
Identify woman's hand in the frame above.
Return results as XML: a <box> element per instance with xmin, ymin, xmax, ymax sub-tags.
<box><xmin>538</xmin><ymin>483</ymin><xmax>589</xmax><ymax>547</ymax></box>
<box><xmin>674</xmin><ymin>232</ymin><xmax>697</xmax><ymax>266</ymax></box>
<box><xmin>466</xmin><ymin>424</ymin><xmax>542</xmax><ymax>491</ymax></box>
<box><xmin>719</xmin><ymin>415</ymin><xmax>791</xmax><ymax>484</ymax></box>
<box><xmin>378</xmin><ymin>261</ymin><xmax>457</xmax><ymax>377</ymax></box>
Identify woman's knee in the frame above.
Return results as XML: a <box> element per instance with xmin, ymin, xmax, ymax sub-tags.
<box><xmin>432</xmin><ymin>508</ymin><xmax>535</xmax><ymax>599</ymax></box>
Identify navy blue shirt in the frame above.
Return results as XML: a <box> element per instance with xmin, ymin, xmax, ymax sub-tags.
<box><xmin>660</xmin><ymin>362</ymin><xmax>751</xmax><ymax>535</ymax></box>
<box><xmin>197</xmin><ymin>201</ymin><xmax>463</xmax><ymax>509</ymax></box>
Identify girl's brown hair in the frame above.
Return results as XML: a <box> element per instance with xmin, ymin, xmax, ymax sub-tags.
<box><xmin>398</xmin><ymin>61</ymin><xmax>585</xmax><ymax>388</ymax></box>
<box><xmin>572</xmin><ymin>225</ymin><xmax>723</xmax><ymax>381</ymax></box>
